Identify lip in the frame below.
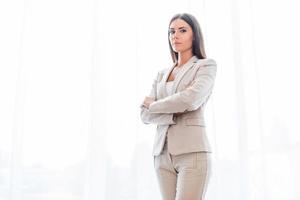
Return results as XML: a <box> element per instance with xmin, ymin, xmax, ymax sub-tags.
<box><xmin>173</xmin><ymin>42</ymin><xmax>181</xmax><ymax>45</ymax></box>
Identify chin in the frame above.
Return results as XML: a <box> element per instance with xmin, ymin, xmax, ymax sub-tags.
<box><xmin>172</xmin><ymin>48</ymin><xmax>182</xmax><ymax>53</ymax></box>
<box><xmin>173</xmin><ymin>47</ymin><xmax>191</xmax><ymax>54</ymax></box>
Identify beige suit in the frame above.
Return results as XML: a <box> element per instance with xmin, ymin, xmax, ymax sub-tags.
<box><xmin>140</xmin><ymin>56</ymin><xmax>217</xmax><ymax>156</ymax></box>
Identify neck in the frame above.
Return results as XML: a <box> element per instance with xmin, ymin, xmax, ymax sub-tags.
<box><xmin>176</xmin><ymin>50</ymin><xmax>194</xmax><ymax>67</ymax></box>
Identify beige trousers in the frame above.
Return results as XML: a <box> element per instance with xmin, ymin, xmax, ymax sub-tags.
<box><xmin>154</xmin><ymin>137</ymin><xmax>212</xmax><ymax>200</ymax></box>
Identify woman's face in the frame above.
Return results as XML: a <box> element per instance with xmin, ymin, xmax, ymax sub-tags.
<box><xmin>169</xmin><ymin>18</ymin><xmax>194</xmax><ymax>54</ymax></box>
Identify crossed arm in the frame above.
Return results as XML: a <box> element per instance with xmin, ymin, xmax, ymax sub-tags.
<box><xmin>140</xmin><ymin>71</ymin><xmax>177</xmax><ymax>125</ymax></box>
<box><xmin>140</xmin><ymin>59</ymin><xmax>217</xmax><ymax>125</ymax></box>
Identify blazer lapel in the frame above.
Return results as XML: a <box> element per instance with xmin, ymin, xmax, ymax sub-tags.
<box><xmin>159</xmin><ymin>56</ymin><xmax>198</xmax><ymax>98</ymax></box>
<box><xmin>159</xmin><ymin>63</ymin><xmax>176</xmax><ymax>98</ymax></box>
<box><xmin>162</xmin><ymin>63</ymin><xmax>176</xmax><ymax>83</ymax></box>
<box><xmin>171</xmin><ymin>56</ymin><xmax>198</xmax><ymax>94</ymax></box>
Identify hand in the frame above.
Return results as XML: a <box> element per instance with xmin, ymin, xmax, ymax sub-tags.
<box><xmin>142</xmin><ymin>96</ymin><xmax>155</xmax><ymax>109</ymax></box>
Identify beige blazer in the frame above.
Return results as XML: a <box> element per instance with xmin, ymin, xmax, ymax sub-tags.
<box><xmin>140</xmin><ymin>56</ymin><xmax>217</xmax><ymax>156</ymax></box>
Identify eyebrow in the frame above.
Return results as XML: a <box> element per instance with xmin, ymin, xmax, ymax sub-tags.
<box><xmin>169</xmin><ymin>26</ymin><xmax>188</xmax><ymax>30</ymax></box>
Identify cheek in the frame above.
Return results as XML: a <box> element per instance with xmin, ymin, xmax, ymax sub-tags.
<box><xmin>183</xmin><ymin>36</ymin><xmax>193</xmax><ymax>48</ymax></box>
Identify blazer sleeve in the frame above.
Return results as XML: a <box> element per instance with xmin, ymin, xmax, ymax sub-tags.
<box><xmin>148</xmin><ymin>59</ymin><xmax>217</xmax><ymax>114</ymax></box>
<box><xmin>140</xmin><ymin>71</ymin><xmax>176</xmax><ymax>125</ymax></box>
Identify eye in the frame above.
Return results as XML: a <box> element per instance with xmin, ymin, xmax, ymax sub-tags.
<box><xmin>180</xmin><ymin>29</ymin><xmax>187</xmax><ymax>33</ymax></box>
<box><xmin>168</xmin><ymin>30</ymin><xmax>175</xmax><ymax>35</ymax></box>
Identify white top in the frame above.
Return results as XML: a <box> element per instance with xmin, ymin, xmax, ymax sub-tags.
<box><xmin>166</xmin><ymin>81</ymin><xmax>174</xmax><ymax>96</ymax></box>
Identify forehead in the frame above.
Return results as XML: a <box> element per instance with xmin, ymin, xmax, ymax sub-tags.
<box><xmin>169</xmin><ymin>18</ymin><xmax>191</xmax><ymax>29</ymax></box>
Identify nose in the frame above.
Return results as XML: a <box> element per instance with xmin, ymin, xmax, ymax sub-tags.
<box><xmin>171</xmin><ymin>31</ymin><xmax>179</xmax><ymax>40</ymax></box>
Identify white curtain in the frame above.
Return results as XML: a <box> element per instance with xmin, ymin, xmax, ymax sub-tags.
<box><xmin>1</xmin><ymin>0</ymin><xmax>299</xmax><ymax>199</ymax></box>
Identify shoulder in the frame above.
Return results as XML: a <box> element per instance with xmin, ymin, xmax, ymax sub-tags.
<box><xmin>193</xmin><ymin>58</ymin><xmax>217</xmax><ymax>73</ymax></box>
<box><xmin>152</xmin><ymin>68</ymin><xmax>167</xmax><ymax>83</ymax></box>
<box><xmin>155</xmin><ymin>66</ymin><xmax>171</xmax><ymax>82</ymax></box>
<box><xmin>193</xmin><ymin>58</ymin><xmax>217</xmax><ymax>77</ymax></box>
<box><xmin>196</xmin><ymin>58</ymin><xmax>217</xmax><ymax>66</ymax></box>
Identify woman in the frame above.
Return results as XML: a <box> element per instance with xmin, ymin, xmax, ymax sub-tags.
<box><xmin>140</xmin><ymin>13</ymin><xmax>217</xmax><ymax>200</ymax></box>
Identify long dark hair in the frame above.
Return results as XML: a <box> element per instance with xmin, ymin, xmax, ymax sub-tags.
<box><xmin>168</xmin><ymin>13</ymin><xmax>207</xmax><ymax>63</ymax></box>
